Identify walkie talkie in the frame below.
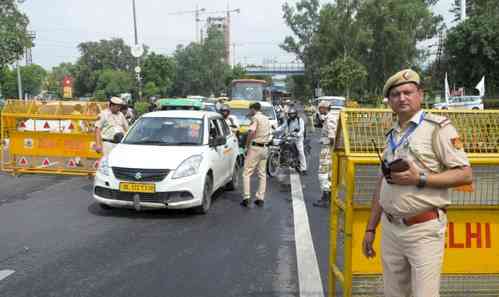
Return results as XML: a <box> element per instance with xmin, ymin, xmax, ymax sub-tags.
<box><xmin>371</xmin><ymin>139</ymin><xmax>392</xmax><ymax>181</ymax></box>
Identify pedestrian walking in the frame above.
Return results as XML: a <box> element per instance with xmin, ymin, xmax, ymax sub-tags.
<box><xmin>242</xmin><ymin>102</ymin><xmax>272</xmax><ymax>207</ymax></box>
<box><xmin>94</xmin><ymin>97</ymin><xmax>129</xmax><ymax>156</ymax></box>
<box><xmin>313</xmin><ymin>100</ymin><xmax>340</xmax><ymax>207</ymax></box>
<box><xmin>362</xmin><ymin>69</ymin><xmax>473</xmax><ymax>297</ymax></box>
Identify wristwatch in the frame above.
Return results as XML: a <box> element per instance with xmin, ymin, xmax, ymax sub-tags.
<box><xmin>417</xmin><ymin>172</ymin><xmax>428</xmax><ymax>188</ymax></box>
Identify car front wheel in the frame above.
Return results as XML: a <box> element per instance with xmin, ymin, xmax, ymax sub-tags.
<box><xmin>225</xmin><ymin>162</ymin><xmax>240</xmax><ymax>191</ymax></box>
<box><xmin>194</xmin><ymin>175</ymin><xmax>213</xmax><ymax>214</ymax></box>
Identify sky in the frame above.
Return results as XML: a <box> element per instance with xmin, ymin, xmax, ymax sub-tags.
<box><xmin>19</xmin><ymin>0</ymin><xmax>456</xmax><ymax>70</ymax></box>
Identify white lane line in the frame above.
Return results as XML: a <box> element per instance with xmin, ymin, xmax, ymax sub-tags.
<box><xmin>0</xmin><ymin>270</ymin><xmax>15</xmax><ymax>281</ymax></box>
<box><xmin>290</xmin><ymin>171</ymin><xmax>325</xmax><ymax>297</ymax></box>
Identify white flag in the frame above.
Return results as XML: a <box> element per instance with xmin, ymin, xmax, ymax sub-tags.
<box><xmin>475</xmin><ymin>76</ymin><xmax>485</xmax><ymax>97</ymax></box>
<box><xmin>444</xmin><ymin>73</ymin><xmax>450</xmax><ymax>104</ymax></box>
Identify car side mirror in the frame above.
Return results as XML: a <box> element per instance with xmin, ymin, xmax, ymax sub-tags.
<box><xmin>113</xmin><ymin>132</ymin><xmax>124</xmax><ymax>143</ymax></box>
<box><xmin>209</xmin><ymin>136</ymin><xmax>226</xmax><ymax>147</ymax></box>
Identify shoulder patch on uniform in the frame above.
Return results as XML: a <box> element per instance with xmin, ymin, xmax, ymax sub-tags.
<box><xmin>424</xmin><ymin>113</ymin><xmax>450</xmax><ymax>127</ymax></box>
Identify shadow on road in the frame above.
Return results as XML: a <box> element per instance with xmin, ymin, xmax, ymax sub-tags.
<box><xmin>87</xmin><ymin>188</ymin><xmax>228</xmax><ymax>219</ymax></box>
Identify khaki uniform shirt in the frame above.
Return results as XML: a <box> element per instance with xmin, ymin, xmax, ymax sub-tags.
<box><xmin>380</xmin><ymin>110</ymin><xmax>470</xmax><ymax>216</ymax></box>
<box><xmin>248</xmin><ymin>111</ymin><xmax>271</xmax><ymax>144</ymax></box>
<box><xmin>320</xmin><ymin>110</ymin><xmax>340</xmax><ymax>145</ymax></box>
<box><xmin>95</xmin><ymin>109</ymin><xmax>129</xmax><ymax>141</ymax></box>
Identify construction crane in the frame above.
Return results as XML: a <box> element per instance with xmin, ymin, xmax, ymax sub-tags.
<box><xmin>203</xmin><ymin>6</ymin><xmax>240</xmax><ymax>65</ymax></box>
<box><xmin>168</xmin><ymin>5</ymin><xmax>206</xmax><ymax>43</ymax></box>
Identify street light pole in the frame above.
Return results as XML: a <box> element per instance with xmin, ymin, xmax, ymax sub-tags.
<box><xmin>132</xmin><ymin>0</ymin><xmax>138</xmax><ymax>45</ymax></box>
<box><xmin>132</xmin><ymin>0</ymin><xmax>142</xmax><ymax>101</ymax></box>
<box><xmin>16</xmin><ymin>61</ymin><xmax>23</xmax><ymax>100</ymax></box>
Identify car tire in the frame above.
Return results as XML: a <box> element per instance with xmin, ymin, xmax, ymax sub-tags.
<box><xmin>194</xmin><ymin>175</ymin><xmax>213</xmax><ymax>214</ymax></box>
<box><xmin>98</xmin><ymin>203</ymin><xmax>112</xmax><ymax>210</ymax></box>
<box><xmin>225</xmin><ymin>163</ymin><xmax>240</xmax><ymax>191</ymax></box>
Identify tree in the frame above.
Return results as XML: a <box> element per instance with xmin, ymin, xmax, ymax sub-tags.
<box><xmin>0</xmin><ymin>0</ymin><xmax>33</xmax><ymax>68</ymax></box>
<box><xmin>0</xmin><ymin>64</ymin><xmax>46</xmax><ymax>98</ymax></box>
<box><xmin>173</xmin><ymin>27</ymin><xmax>232</xmax><ymax>96</ymax></box>
<box><xmin>73</xmin><ymin>38</ymin><xmax>141</xmax><ymax>96</ymax></box>
<box><xmin>142</xmin><ymin>52</ymin><xmax>176</xmax><ymax>96</ymax></box>
<box><xmin>320</xmin><ymin>56</ymin><xmax>367</xmax><ymax>100</ymax></box>
<box><xmin>143</xmin><ymin>81</ymin><xmax>160</xmax><ymax>99</ymax></box>
<box><xmin>282</xmin><ymin>0</ymin><xmax>442</xmax><ymax>100</ymax></box>
<box><xmin>95</xmin><ymin>69</ymin><xmax>134</xmax><ymax>99</ymax></box>
<box><xmin>281</xmin><ymin>0</ymin><xmax>321</xmax><ymax>96</ymax></box>
<box><xmin>442</xmin><ymin>2</ymin><xmax>499</xmax><ymax>97</ymax></box>
<box><xmin>45</xmin><ymin>62</ymin><xmax>76</xmax><ymax>98</ymax></box>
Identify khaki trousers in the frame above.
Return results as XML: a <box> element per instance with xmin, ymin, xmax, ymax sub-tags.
<box><xmin>243</xmin><ymin>146</ymin><xmax>268</xmax><ymax>200</ymax></box>
<box><xmin>381</xmin><ymin>210</ymin><xmax>447</xmax><ymax>297</ymax></box>
<box><xmin>318</xmin><ymin>145</ymin><xmax>331</xmax><ymax>193</ymax></box>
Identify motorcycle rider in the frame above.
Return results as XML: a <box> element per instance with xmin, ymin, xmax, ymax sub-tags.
<box><xmin>219</xmin><ymin>104</ymin><xmax>240</xmax><ymax>134</ymax></box>
<box><xmin>313</xmin><ymin>100</ymin><xmax>340</xmax><ymax>207</ymax></box>
<box><xmin>275</xmin><ymin>107</ymin><xmax>307</xmax><ymax>175</ymax></box>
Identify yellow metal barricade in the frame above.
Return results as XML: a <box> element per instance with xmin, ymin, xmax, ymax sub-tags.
<box><xmin>329</xmin><ymin>109</ymin><xmax>499</xmax><ymax>297</ymax></box>
<box><xmin>0</xmin><ymin>100</ymin><xmax>107</xmax><ymax>176</ymax></box>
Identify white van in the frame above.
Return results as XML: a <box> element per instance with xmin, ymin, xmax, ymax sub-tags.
<box><xmin>314</xmin><ymin>96</ymin><xmax>346</xmax><ymax>110</ymax></box>
<box><xmin>433</xmin><ymin>96</ymin><xmax>484</xmax><ymax>110</ymax></box>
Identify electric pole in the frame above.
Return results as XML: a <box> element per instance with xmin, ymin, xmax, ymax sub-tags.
<box><xmin>168</xmin><ymin>6</ymin><xmax>206</xmax><ymax>43</ymax></box>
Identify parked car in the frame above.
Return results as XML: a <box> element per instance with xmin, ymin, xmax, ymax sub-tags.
<box><xmin>93</xmin><ymin>110</ymin><xmax>241</xmax><ymax>214</ymax></box>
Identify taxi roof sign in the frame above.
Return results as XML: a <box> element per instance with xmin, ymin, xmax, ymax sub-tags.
<box><xmin>156</xmin><ymin>98</ymin><xmax>203</xmax><ymax>110</ymax></box>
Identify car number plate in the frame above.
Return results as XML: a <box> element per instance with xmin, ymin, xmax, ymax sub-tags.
<box><xmin>119</xmin><ymin>182</ymin><xmax>155</xmax><ymax>193</ymax></box>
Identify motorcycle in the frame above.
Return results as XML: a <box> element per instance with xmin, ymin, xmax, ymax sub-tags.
<box><xmin>267</xmin><ymin>132</ymin><xmax>301</xmax><ymax>177</ymax></box>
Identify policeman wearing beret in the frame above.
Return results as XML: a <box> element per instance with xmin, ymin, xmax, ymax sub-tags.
<box><xmin>94</xmin><ymin>97</ymin><xmax>129</xmax><ymax>155</ymax></box>
<box><xmin>362</xmin><ymin>69</ymin><xmax>473</xmax><ymax>297</ymax></box>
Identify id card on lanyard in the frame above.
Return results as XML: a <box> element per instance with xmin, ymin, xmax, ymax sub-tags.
<box><xmin>389</xmin><ymin>112</ymin><xmax>425</xmax><ymax>155</ymax></box>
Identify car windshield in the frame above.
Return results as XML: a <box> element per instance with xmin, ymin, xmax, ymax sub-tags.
<box><xmin>231</xmin><ymin>83</ymin><xmax>264</xmax><ymax>101</ymax></box>
<box><xmin>123</xmin><ymin>117</ymin><xmax>204</xmax><ymax>146</ymax></box>
<box><xmin>321</xmin><ymin>99</ymin><xmax>345</xmax><ymax>108</ymax></box>
<box><xmin>231</xmin><ymin>107</ymin><xmax>275</xmax><ymax>126</ymax></box>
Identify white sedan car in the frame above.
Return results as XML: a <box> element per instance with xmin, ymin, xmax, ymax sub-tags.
<box><xmin>93</xmin><ymin>110</ymin><xmax>241</xmax><ymax>214</ymax></box>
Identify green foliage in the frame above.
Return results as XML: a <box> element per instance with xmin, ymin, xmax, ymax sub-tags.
<box><xmin>441</xmin><ymin>0</ymin><xmax>499</xmax><ymax>97</ymax></box>
<box><xmin>320</xmin><ymin>56</ymin><xmax>367</xmax><ymax>100</ymax></box>
<box><xmin>74</xmin><ymin>38</ymin><xmax>140</xmax><ymax>96</ymax></box>
<box><xmin>281</xmin><ymin>0</ymin><xmax>442</xmax><ymax>99</ymax></box>
<box><xmin>0</xmin><ymin>0</ymin><xmax>33</xmax><ymax>67</ymax></box>
<box><xmin>133</xmin><ymin>101</ymin><xmax>149</xmax><ymax>117</ymax></box>
<box><xmin>45</xmin><ymin>62</ymin><xmax>76</xmax><ymax>98</ymax></box>
<box><xmin>173</xmin><ymin>27</ymin><xmax>233</xmax><ymax>97</ymax></box>
<box><xmin>143</xmin><ymin>81</ymin><xmax>160</xmax><ymax>99</ymax></box>
<box><xmin>0</xmin><ymin>64</ymin><xmax>46</xmax><ymax>98</ymax></box>
<box><xmin>93</xmin><ymin>90</ymin><xmax>107</xmax><ymax>101</ymax></box>
<box><xmin>95</xmin><ymin>69</ymin><xmax>134</xmax><ymax>99</ymax></box>
<box><xmin>142</xmin><ymin>52</ymin><xmax>175</xmax><ymax>97</ymax></box>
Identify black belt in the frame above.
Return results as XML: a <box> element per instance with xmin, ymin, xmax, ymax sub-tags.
<box><xmin>251</xmin><ymin>142</ymin><xmax>268</xmax><ymax>147</ymax></box>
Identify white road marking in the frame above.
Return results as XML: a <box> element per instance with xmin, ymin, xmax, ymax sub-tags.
<box><xmin>290</xmin><ymin>170</ymin><xmax>325</xmax><ymax>297</ymax></box>
<box><xmin>0</xmin><ymin>270</ymin><xmax>15</xmax><ymax>281</ymax></box>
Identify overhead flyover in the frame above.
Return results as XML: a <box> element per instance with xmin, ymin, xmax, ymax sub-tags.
<box><xmin>244</xmin><ymin>64</ymin><xmax>304</xmax><ymax>76</ymax></box>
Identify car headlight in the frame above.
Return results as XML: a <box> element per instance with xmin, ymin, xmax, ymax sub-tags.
<box><xmin>172</xmin><ymin>155</ymin><xmax>203</xmax><ymax>179</ymax></box>
<box><xmin>97</xmin><ymin>156</ymin><xmax>110</xmax><ymax>176</ymax></box>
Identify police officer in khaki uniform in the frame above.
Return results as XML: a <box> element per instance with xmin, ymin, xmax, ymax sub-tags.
<box><xmin>362</xmin><ymin>69</ymin><xmax>473</xmax><ymax>297</ymax></box>
<box><xmin>94</xmin><ymin>97</ymin><xmax>129</xmax><ymax>156</ymax></box>
<box><xmin>313</xmin><ymin>100</ymin><xmax>340</xmax><ymax>207</ymax></box>
<box><xmin>242</xmin><ymin>102</ymin><xmax>272</xmax><ymax>207</ymax></box>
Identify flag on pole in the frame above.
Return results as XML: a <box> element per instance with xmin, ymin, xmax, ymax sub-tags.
<box><xmin>444</xmin><ymin>72</ymin><xmax>450</xmax><ymax>105</ymax></box>
<box><xmin>475</xmin><ymin>76</ymin><xmax>485</xmax><ymax>97</ymax></box>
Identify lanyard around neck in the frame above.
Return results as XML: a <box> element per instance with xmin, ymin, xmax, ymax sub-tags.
<box><xmin>389</xmin><ymin>112</ymin><xmax>425</xmax><ymax>154</ymax></box>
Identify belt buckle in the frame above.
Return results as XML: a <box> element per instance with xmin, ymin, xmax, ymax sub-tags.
<box><xmin>386</xmin><ymin>213</ymin><xmax>404</xmax><ymax>225</ymax></box>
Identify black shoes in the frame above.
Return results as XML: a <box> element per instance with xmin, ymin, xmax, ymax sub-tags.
<box><xmin>240</xmin><ymin>199</ymin><xmax>250</xmax><ymax>207</ymax></box>
<box><xmin>301</xmin><ymin>170</ymin><xmax>308</xmax><ymax>176</ymax></box>
<box><xmin>313</xmin><ymin>191</ymin><xmax>330</xmax><ymax>208</ymax></box>
<box><xmin>240</xmin><ymin>199</ymin><xmax>264</xmax><ymax>207</ymax></box>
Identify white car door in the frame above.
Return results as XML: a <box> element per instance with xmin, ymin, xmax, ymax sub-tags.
<box><xmin>207</xmin><ymin>118</ymin><xmax>226</xmax><ymax>189</ymax></box>
<box><xmin>216</xmin><ymin>119</ymin><xmax>237</xmax><ymax>180</ymax></box>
